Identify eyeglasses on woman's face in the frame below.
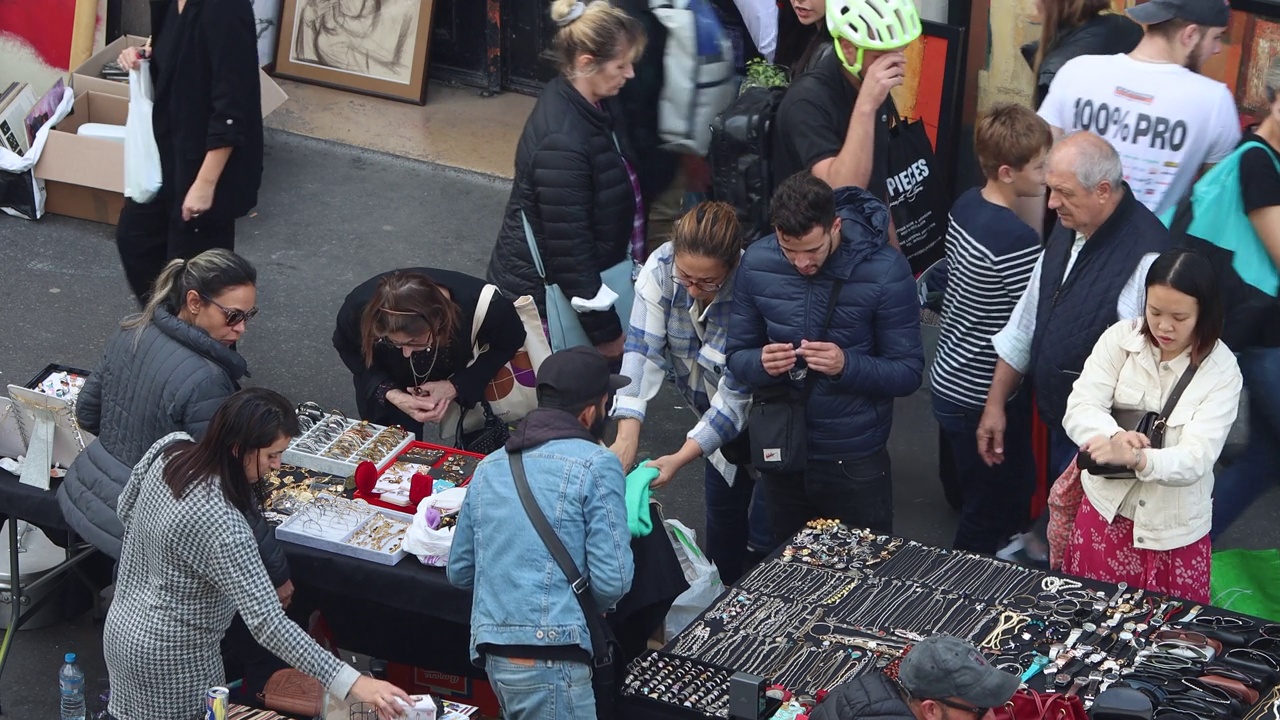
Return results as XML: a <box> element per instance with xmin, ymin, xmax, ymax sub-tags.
<box><xmin>377</xmin><ymin>334</ymin><xmax>433</xmax><ymax>352</ymax></box>
<box><xmin>201</xmin><ymin>294</ymin><xmax>259</xmax><ymax>326</ymax></box>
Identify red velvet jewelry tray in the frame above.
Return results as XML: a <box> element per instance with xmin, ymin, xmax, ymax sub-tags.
<box><xmin>353</xmin><ymin>441</ymin><xmax>485</xmax><ymax>514</ymax></box>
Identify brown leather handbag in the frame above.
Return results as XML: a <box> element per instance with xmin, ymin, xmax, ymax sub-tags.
<box><xmin>259</xmin><ymin>668</ymin><xmax>325</xmax><ymax>717</ymax></box>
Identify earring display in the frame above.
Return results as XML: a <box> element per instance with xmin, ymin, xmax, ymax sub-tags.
<box><xmin>274</xmin><ymin>493</ymin><xmax>413</xmax><ymax>566</ymax></box>
<box><xmin>353</xmin><ymin>441</ymin><xmax>486</xmax><ymax>513</ymax></box>
<box><xmin>634</xmin><ymin>519</ymin><xmax>1275</xmax><ymax>720</ymax></box>
<box><xmin>283</xmin><ymin>403</ymin><xmax>413</xmax><ymax>476</ymax></box>
<box><xmin>258</xmin><ymin>464</ymin><xmax>346</xmax><ymax>520</ymax></box>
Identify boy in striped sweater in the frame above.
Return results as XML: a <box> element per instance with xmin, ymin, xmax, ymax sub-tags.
<box><xmin>930</xmin><ymin>105</ymin><xmax>1053</xmax><ymax>554</ymax></box>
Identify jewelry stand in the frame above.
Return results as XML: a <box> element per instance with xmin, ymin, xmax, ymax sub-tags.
<box><xmin>5</xmin><ymin>385</ymin><xmax>92</xmax><ymax>491</ymax></box>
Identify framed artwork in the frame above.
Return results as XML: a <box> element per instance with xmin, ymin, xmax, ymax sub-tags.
<box><xmin>896</xmin><ymin>20</ymin><xmax>967</xmax><ymax>198</ymax></box>
<box><xmin>274</xmin><ymin>0</ymin><xmax>438</xmax><ymax>104</ymax></box>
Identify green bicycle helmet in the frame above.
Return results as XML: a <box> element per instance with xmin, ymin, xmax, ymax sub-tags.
<box><xmin>826</xmin><ymin>0</ymin><xmax>922</xmax><ymax>74</ymax></box>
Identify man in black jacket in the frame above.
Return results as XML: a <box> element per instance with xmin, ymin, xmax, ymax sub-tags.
<box><xmin>978</xmin><ymin>132</ymin><xmax>1170</xmax><ymax>481</ymax></box>
<box><xmin>812</xmin><ymin>635</ymin><xmax>1019</xmax><ymax>720</ymax></box>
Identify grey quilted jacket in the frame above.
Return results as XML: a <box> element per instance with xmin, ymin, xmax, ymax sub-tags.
<box><xmin>56</xmin><ymin>308</ymin><xmax>290</xmax><ymax>585</ymax></box>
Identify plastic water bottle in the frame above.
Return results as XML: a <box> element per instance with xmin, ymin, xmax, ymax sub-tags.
<box><xmin>59</xmin><ymin>652</ymin><xmax>86</xmax><ymax>720</ymax></box>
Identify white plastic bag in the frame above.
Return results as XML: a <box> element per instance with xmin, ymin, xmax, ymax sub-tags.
<box><xmin>403</xmin><ymin>486</ymin><xmax>468</xmax><ymax>567</ymax></box>
<box><xmin>124</xmin><ymin>62</ymin><xmax>163</xmax><ymax>203</ymax></box>
<box><xmin>663</xmin><ymin>519</ymin><xmax>725</xmax><ymax>641</ymax></box>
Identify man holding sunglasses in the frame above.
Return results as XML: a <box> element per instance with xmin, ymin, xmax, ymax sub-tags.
<box><xmin>811</xmin><ymin>636</ymin><xmax>1019</xmax><ymax>720</ymax></box>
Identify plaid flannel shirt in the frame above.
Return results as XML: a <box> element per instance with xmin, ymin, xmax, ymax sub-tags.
<box><xmin>615</xmin><ymin>243</ymin><xmax>751</xmax><ymax>458</ymax></box>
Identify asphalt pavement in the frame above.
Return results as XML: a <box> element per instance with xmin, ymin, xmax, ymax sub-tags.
<box><xmin>0</xmin><ymin>129</ymin><xmax>1276</xmax><ymax>717</ymax></box>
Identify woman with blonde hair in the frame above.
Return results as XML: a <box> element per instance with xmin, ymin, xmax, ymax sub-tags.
<box><xmin>1021</xmin><ymin>0</ymin><xmax>1142</xmax><ymax>107</ymax></box>
<box><xmin>612</xmin><ymin>201</ymin><xmax>772</xmax><ymax>583</ymax></box>
<box><xmin>487</xmin><ymin>0</ymin><xmax>647</xmax><ymax>363</ymax></box>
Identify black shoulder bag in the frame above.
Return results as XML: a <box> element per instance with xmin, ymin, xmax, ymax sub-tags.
<box><xmin>1076</xmin><ymin>363</ymin><xmax>1199</xmax><ymax>479</ymax></box>
<box><xmin>508</xmin><ymin>451</ymin><xmax>621</xmax><ymax>720</ymax></box>
<box><xmin>747</xmin><ymin>279</ymin><xmax>844</xmax><ymax>474</ymax></box>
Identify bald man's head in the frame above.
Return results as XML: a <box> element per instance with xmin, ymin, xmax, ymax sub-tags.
<box><xmin>1046</xmin><ymin>133</ymin><xmax>1125</xmax><ymax>237</ymax></box>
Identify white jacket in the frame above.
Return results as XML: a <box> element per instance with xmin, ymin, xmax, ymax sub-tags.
<box><xmin>1063</xmin><ymin>319</ymin><xmax>1242</xmax><ymax>551</ymax></box>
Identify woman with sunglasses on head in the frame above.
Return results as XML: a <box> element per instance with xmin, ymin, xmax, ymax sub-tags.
<box><xmin>103</xmin><ymin>389</ymin><xmax>411</xmax><ymax>720</ymax></box>
<box><xmin>610</xmin><ymin>202</ymin><xmax>772</xmax><ymax>584</ymax></box>
<box><xmin>334</xmin><ymin>268</ymin><xmax>526</xmax><ymax>442</ymax></box>
<box><xmin>1061</xmin><ymin>249</ymin><xmax>1242</xmax><ymax>603</ymax></box>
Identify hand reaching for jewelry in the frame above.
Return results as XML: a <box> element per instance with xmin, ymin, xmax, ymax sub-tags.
<box><xmin>347</xmin><ymin>676</ymin><xmax>412</xmax><ymax>720</ymax></box>
<box><xmin>386</xmin><ymin>390</ymin><xmax>438</xmax><ymax>423</ymax></box>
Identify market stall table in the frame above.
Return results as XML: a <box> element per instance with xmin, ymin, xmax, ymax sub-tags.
<box><xmin>0</xmin><ymin>471</ymin><xmax>103</xmax><ymax>714</ymax></box>
<box><xmin>283</xmin><ymin>502</ymin><xmax>689</xmax><ymax>678</ymax></box>
<box><xmin>626</xmin><ymin>522</ymin><xmax>1280</xmax><ymax>720</ymax></box>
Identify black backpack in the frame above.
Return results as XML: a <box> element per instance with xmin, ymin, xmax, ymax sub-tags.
<box><xmin>709</xmin><ymin>85</ymin><xmax>786</xmax><ymax>244</ymax></box>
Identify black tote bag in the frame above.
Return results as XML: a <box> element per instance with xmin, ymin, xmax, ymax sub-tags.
<box><xmin>884</xmin><ymin>108</ymin><xmax>947</xmax><ymax>276</ymax></box>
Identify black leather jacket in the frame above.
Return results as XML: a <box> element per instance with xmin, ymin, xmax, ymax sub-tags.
<box><xmin>1021</xmin><ymin>13</ymin><xmax>1143</xmax><ymax>108</ymax></box>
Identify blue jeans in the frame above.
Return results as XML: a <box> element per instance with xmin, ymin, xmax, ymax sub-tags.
<box><xmin>484</xmin><ymin>655</ymin><xmax>596</xmax><ymax>720</ymax></box>
<box><xmin>933</xmin><ymin>392</ymin><xmax>1036</xmax><ymax>554</ymax></box>
<box><xmin>1212</xmin><ymin>346</ymin><xmax>1280</xmax><ymax>539</ymax></box>
<box><xmin>704</xmin><ymin>462</ymin><xmax>773</xmax><ymax>585</ymax></box>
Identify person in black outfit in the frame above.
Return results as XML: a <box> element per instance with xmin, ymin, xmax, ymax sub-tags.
<box><xmin>114</xmin><ymin>0</ymin><xmax>264</xmax><ymax>304</ymax></box>
<box><xmin>333</xmin><ymin>269</ymin><xmax>526</xmax><ymax>442</ymax></box>
<box><xmin>487</xmin><ymin>0</ymin><xmax>647</xmax><ymax>363</ymax></box>
<box><xmin>1021</xmin><ymin>0</ymin><xmax>1142</xmax><ymax>109</ymax></box>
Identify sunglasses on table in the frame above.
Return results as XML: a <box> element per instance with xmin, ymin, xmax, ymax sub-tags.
<box><xmin>201</xmin><ymin>294</ymin><xmax>259</xmax><ymax>326</ymax></box>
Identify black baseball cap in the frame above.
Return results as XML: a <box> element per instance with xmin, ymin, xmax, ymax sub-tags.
<box><xmin>536</xmin><ymin>347</ymin><xmax>630</xmax><ymax>410</ymax></box>
<box><xmin>1127</xmin><ymin>0</ymin><xmax>1229</xmax><ymax>28</ymax></box>
<box><xmin>899</xmin><ymin>636</ymin><xmax>1020</xmax><ymax>709</ymax></box>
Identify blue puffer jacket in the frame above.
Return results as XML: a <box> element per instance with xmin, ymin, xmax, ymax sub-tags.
<box><xmin>726</xmin><ymin>187</ymin><xmax>924</xmax><ymax>460</ymax></box>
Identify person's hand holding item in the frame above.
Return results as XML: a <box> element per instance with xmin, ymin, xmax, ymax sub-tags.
<box><xmin>348</xmin><ymin>676</ymin><xmax>413</xmax><ymax>720</ymax></box>
<box><xmin>1111</xmin><ymin>430</ymin><xmax>1151</xmax><ymax>450</ymax></box>
<box><xmin>761</xmin><ymin>342</ymin><xmax>798</xmax><ymax>377</ymax></box>
<box><xmin>596</xmin><ymin>334</ymin><xmax>626</xmax><ymax>361</ymax></box>
<box><xmin>411</xmin><ymin>380</ymin><xmax>457</xmax><ymax>423</ymax></box>
<box><xmin>796</xmin><ymin>340</ymin><xmax>844</xmax><ymax>377</ymax></box>
<box><xmin>386</xmin><ymin>389</ymin><xmax>441</xmax><ymax>424</ymax></box>
<box><xmin>647</xmin><ymin>439</ymin><xmax>703</xmax><ymax>488</ymax></box>
<box><xmin>611</xmin><ymin>418</ymin><xmax>641</xmax><ymax>472</ymax></box>
<box><xmin>1083</xmin><ymin>434</ymin><xmax>1146</xmax><ymax>470</ymax></box>
<box><xmin>977</xmin><ymin>406</ymin><xmax>1006</xmax><ymax>466</ymax></box>
<box><xmin>118</xmin><ymin>45</ymin><xmax>150</xmax><ymax>71</ymax></box>
<box><xmin>855</xmin><ymin>51</ymin><xmax>906</xmax><ymax>113</ymax></box>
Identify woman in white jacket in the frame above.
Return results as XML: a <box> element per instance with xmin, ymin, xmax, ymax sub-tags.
<box><xmin>1062</xmin><ymin>249</ymin><xmax>1242</xmax><ymax>603</ymax></box>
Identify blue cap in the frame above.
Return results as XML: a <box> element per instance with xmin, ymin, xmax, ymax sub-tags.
<box><xmin>65</xmin><ymin>653</ymin><xmax>76</xmax><ymax>663</ymax></box>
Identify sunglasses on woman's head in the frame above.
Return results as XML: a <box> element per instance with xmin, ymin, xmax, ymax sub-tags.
<box><xmin>201</xmin><ymin>294</ymin><xmax>258</xmax><ymax>326</ymax></box>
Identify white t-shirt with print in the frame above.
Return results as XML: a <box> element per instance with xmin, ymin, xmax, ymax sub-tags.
<box><xmin>1039</xmin><ymin>53</ymin><xmax>1241</xmax><ymax>215</ymax></box>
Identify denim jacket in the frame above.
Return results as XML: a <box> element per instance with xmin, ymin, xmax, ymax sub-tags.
<box><xmin>447</xmin><ymin>408</ymin><xmax>635</xmax><ymax>663</ymax></box>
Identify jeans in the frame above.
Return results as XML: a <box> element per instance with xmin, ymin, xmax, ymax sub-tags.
<box><xmin>933</xmin><ymin>392</ymin><xmax>1036</xmax><ymax>553</ymax></box>
<box><xmin>116</xmin><ymin>197</ymin><xmax>236</xmax><ymax>303</ymax></box>
<box><xmin>704</xmin><ymin>463</ymin><xmax>774</xmax><ymax>585</ymax></box>
<box><xmin>759</xmin><ymin>448</ymin><xmax>892</xmax><ymax>542</ymax></box>
<box><xmin>1212</xmin><ymin>346</ymin><xmax>1280</xmax><ymax>539</ymax></box>
<box><xmin>484</xmin><ymin>655</ymin><xmax>596</xmax><ymax>720</ymax></box>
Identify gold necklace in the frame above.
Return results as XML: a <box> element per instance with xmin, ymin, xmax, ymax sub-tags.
<box><xmin>408</xmin><ymin>349</ymin><xmax>439</xmax><ymax>394</ymax></box>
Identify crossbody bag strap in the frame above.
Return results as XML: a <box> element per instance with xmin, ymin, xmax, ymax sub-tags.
<box><xmin>1158</xmin><ymin>363</ymin><xmax>1199</xmax><ymax>420</ymax></box>
<box><xmin>520</xmin><ymin>210</ymin><xmax>549</xmax><ymax>281</ymax></box>
<box><xmin>507</xmin><ymin>450</ymin><xmax>612</xmax><ymax>665</ymax></box>
<box><xmin>466</xmin><ymin>284</ymin><xmax>498</xmax><ymax>361</ymax></box>
<box><xmin>801</xmin><ymin>279</ymin><xmax>846</xmax><ymax>401</ymax></box>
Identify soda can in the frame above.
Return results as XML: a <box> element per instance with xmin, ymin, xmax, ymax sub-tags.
<box><xmin>206</xmin><ymin>686</ymin><xmax>229</xmax><ymax>720</ymax></box>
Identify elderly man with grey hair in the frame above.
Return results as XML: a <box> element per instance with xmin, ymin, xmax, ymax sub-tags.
<box><xmin>977</xmin><ymin>132</ymin><xmax>1171</xmax><ymax>483</ymax></box>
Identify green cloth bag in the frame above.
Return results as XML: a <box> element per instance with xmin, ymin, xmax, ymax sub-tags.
<box><xmin>625</xmin><ymin>462</ymin><xmax>658</xmax><ymax>538</ymax></box>
<box><xmin>1211</xmin><ymin>549</ymin><xmax>1280</xmax><ymax>622</ymax></box>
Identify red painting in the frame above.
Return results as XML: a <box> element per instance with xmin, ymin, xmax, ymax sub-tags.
<box><xmin>0</xmin><ymin>0</ymin><xmax>79</xmax><ymax>70</ymax></box>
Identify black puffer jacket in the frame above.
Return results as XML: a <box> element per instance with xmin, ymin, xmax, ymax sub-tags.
<box><xmin>56</xmin><ymin>309</ymin><xmax>289</xmax><ymax>586</ymax></box>
<box><xmin>1021</xmin><ymin>13</ymin><xmax>1143</xmax><ymax>108</ymax></box>
<box><xmin>487</xmin><ymin>75</ymin><xmax>638</xmax><ymax>346</ymax></box>
<box><xmin>811</xmin><ymin>673</ymin><xmax>916</xmax><ymax>720</ymax></box>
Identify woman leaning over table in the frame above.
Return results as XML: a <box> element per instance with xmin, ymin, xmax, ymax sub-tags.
<box><xmin>333</xmin><ymin>268</ymin><xmax>525</xmax><ymax>443</ymax></box>
<box><xmin>103</xmin><ymin>389</ymin><xmax>410</xmax><ymax>720</ymax></box>
<box><xmin>1061</xmin><ymin>249</ymin><xmax>1242</xmax><ymax>603</ymax></box>
<box><xmin>610</xmin><ymin>201</ymin><xmax>772</xmax><ymax>584</ymax></box>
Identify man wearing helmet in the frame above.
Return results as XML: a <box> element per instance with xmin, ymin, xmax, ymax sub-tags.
<box><xmin>772</xmin><ymin>0</ymin><xmax>922</xmax><ymax>204</ymax></box>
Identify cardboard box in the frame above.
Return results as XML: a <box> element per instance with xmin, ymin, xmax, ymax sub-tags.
<box><xmin>36</xmin><ymin>35</ymin><xmax>288</xmax><ymax>225</ymax></box>
<box><xmin>72</xmin><ymin>35</ymin><xmax>288</xmax><ymax>115</ymax></box>
<box><xmin>34</xmin><ymin>91</ymin><xmax>129</xmax><ymax>224</ymax></box>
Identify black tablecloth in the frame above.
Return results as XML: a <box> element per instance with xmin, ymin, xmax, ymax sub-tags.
<box><xmin>283</xmin><ymin>502</ymin><xmax>690</xmax><ymax>677</ymax></box>
<box><xmin>0</xmin><ymin>470</ymin><xmax>70</xmax><ymax>530</ymax></box>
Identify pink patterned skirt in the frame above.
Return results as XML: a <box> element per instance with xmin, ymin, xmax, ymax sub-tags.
<box><xmin>1063</xmin><ymin>495</ymin><xmax>1211</xmax><ymax>603</ymax></box>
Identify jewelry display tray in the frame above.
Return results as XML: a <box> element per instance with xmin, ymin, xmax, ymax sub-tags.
<box><xmin>275</xmin><ymin>503</ymin><xmax>414</xmax><ymax>566</ymax></box>
<box><xmin>281</xmin><ymin>414</ymin><xmax>413</xmax><ymax>477</ymax></box>
<box><xmin>354</xmin><ymin>440</ymin><xmax>485</xmax><ymax>514</ymax></box>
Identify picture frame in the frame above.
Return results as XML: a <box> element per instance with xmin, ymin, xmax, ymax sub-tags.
<box><xmin>273</xmin><ymin>0</ymin><xmax>438</xmax><ymax>105</ymax></box>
